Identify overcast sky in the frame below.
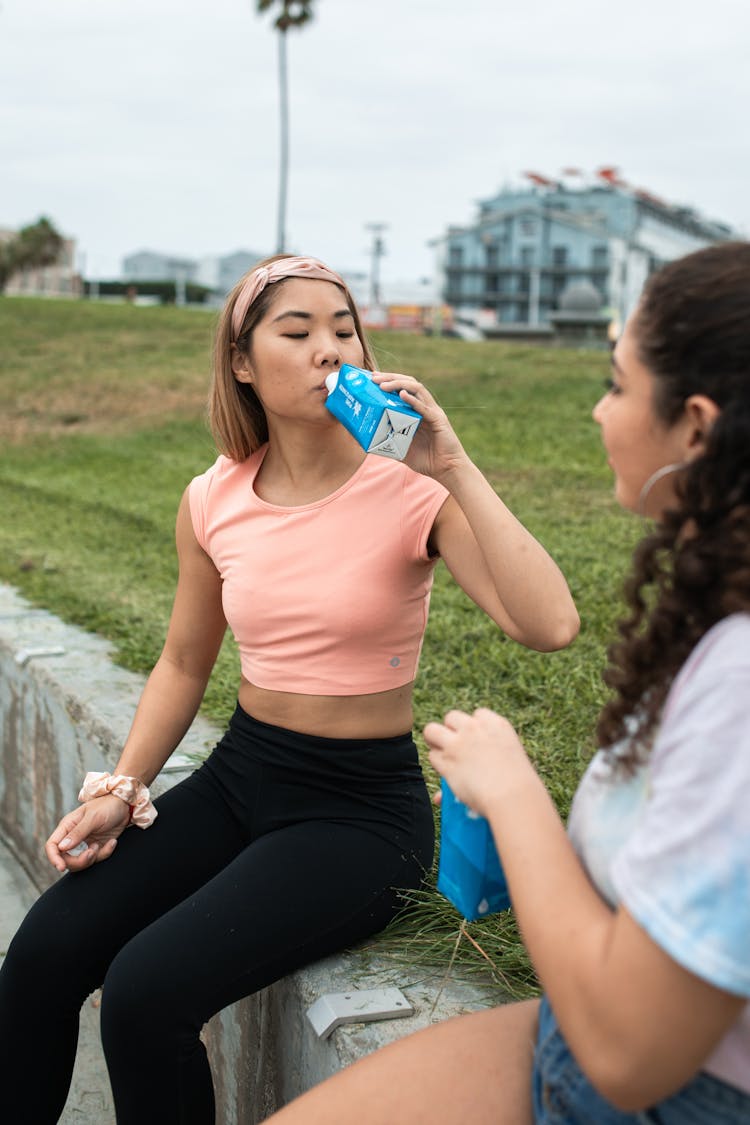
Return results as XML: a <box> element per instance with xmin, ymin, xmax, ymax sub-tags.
<box><xmin>2</xmin><ymin>0</ymin><xmax>749</xmax><ymax>285</ymax></box>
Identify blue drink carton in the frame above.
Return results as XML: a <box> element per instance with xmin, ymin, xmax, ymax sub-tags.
<box><xmin>437</xmin><ymin>779</ymin><xmax>511</xmax><ymax>921</ymax></box>
<box><xmin>325</xmin><ymin>364</ymin><xmax>422</xmax><ymax>460</ymax></box>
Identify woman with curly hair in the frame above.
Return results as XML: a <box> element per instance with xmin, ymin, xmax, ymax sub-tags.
<box><xmin>264</xmin><ymin>241</ymin><xmax>750</xmax><ymax>1124</ymax></box>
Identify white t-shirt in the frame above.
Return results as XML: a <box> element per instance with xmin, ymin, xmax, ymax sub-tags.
<box><xmin>568</xmin><ymin>613</ymin><xmax>750</xmax><ymax>1095</ymax></box>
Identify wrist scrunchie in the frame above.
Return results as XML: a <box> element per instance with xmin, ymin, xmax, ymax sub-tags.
<box><xmin>78</xmin><ymin>772</ymin><xmax>158</xmax><ymax>828</ymax></box>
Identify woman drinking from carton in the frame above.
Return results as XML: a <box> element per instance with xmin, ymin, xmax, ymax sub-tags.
<box><xmin>262</xmin><ymin>242</ymin><xmax>750</xmax><ymax>1124</ymax></box>
<box><xmin>0</xmin><ymin>254</ymin><xmax>578</xmax><ymax>1124</ymax></box>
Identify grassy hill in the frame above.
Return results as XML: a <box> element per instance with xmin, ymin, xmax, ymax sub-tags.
<box><xmin>0</xmin><ymin>296</ymin><xmax>639</xmax><ymax>995</ymax></box>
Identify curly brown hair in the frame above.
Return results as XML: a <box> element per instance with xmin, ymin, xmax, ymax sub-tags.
<box><xmin>596</xmin><ymin>241</ymin><xmax>750</xmax><ymax>767</ymax></box>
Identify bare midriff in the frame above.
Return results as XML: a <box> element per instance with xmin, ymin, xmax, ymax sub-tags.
<box><xmin>238</xmin><ymin>678</ymin><xmax>415</xmax><ymax>739</ymax></box>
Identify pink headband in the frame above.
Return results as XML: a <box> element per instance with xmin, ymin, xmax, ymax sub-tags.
<box><xmin>231</xmin><ymin>256</ymin><xmax>346</xmax><ymax>341</ymax></box>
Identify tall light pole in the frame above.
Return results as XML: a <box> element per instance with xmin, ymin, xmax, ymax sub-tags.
<box><xmin>365</xmin><ymin>222</ymin><xmax>387</xmax><ymax>307</ymax></box>
<box><xmin>256</xmin><ymin>2</ymin><xmax>315</xmax><ymax>255</ymax></box>
<box><xmin>275</xmin><ymin>24</ymin><xmax>289</xmax><ymax>253</ymax></box>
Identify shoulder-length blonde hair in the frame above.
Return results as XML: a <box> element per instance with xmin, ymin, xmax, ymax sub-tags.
<box><xmin>209</xmin><ymin>254</ymin><xmax>376</xmax><ymax>462</ymax></box>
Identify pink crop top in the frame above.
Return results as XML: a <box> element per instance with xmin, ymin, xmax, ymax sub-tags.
<box><xmin>188</xmin><ymin>446</ymin><xmax>449</xmax><ymax>695</ymax></box>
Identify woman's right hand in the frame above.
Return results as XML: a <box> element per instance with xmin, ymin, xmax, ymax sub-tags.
<box><xmin>369</xmin><ymin>371</ymin><xmax>468</xmax><ymax>482</ymax></box>
<box><xmin>424</xmin><ymin>707</ymin><xmax>534</xmax><ymax>821</ymax></box>
<box><xmin>45</xmin><ymin>794</ymin><xmax>131</xmax><ymax>873</ymax></box>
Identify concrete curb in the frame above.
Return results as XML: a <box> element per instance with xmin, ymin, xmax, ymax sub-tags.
<box><xmin>0</xmin><ymin>584</ymin><xmax>494</xmax><ymax>1123</ymax></box>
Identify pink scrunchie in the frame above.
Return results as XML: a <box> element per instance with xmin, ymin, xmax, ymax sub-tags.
<box><xmin>231</xmin><ymin>256</ymin><xmax>346</xmax><ymax>341</ymax></box>
<box><xmin>78</xmin><ymin>771</ymin><xmax>158</xmax><ymax>829</ymax></box>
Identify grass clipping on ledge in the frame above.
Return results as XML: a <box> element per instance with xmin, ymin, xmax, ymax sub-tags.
<box><xmin>369</xmin><ymin>883</ymin><xmax>539</xmax><ymax>1002</ymax></box>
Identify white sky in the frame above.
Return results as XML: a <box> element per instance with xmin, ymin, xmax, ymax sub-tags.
<box><xmin>2</xmin><ymin>0</ymin><xmax>749</xmax><ymax>283</ymax></box>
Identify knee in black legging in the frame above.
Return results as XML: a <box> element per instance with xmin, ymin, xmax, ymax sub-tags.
<box><xmin>100</xmin><ymin>931</ymin><xmax>201</xmax><ymax>1053</ymax></box>
<box><xmin>1</xmin><ymin>889</ymin><xmax>104</xmax><ymax>1012</ymax></box>
<box><xmin>99</xmin><ymin>937</ymin><xmax>216</xmax><ymax>1124</ymax></box>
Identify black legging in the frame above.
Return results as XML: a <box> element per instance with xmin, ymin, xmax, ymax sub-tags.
<box><xmin>0</xmin><ymin>706</ymin><xmax>434</xmax><ymax>1124</ymax></box>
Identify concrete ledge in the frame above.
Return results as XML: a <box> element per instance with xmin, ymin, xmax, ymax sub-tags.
<box><xmin>0</xmin><ymin>584</ymin><xmax>494</xmax><ymax>1124</ymax></box>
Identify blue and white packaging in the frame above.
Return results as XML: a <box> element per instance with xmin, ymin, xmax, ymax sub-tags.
<box><xmin>437</xmin><ymin>779</ymin><xmax>511</xmax><ymax>922</ymax></box>
<box><xmin>325</xmin><ymin>364</ymin><xmax>422</xmax><ymax>460</ymax></box>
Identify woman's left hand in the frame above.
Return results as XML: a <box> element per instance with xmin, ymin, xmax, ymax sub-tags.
<box><xmin>424</xmin><ymin>707</ymin><xmax>534</xmax><ymax>820</ymax></box>
<box><xmin>370</xmin><ymin>372</ymin><xmax>467</xmax><ymax>481</ymax></box>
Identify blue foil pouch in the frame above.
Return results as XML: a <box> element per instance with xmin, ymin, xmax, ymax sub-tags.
<box><xmin>436</xmin><ymin>779</ymin><xmax>511</xmax><ymax>921</ymax></box>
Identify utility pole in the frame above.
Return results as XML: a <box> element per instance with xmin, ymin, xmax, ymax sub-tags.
<box><xmin>365</xmin><ymin>222</ymin><xmax>387</xmax><ymax>307</ymax></box>
<box><xmin>276</xmin><ymin>26</ymin><xmax>289</xmax><ymax>253</ymax></box>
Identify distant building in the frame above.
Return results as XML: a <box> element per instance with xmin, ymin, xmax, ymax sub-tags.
<box><xmin>194</xmin><ymin>250</ymin><xmax>262</xmax><ymax>297</ymax></box>
<box><xmin>432</xmin><ymin>169</ymin><xmax>740</xmax><ymax>329</ymax></box>
<box><xmin>122</xmin><ymin>250</ymin><xmax>198</xmax><ymax>284</ymax></box>
<box><xmin>1</xmin><ymin>228</ymin><xmax>81</xmax><ymax>298</ymax></box>
<box><xmin>122</xmin><ymin>248</ymin><xmax>264</xmax><ymax>298</ymax></box>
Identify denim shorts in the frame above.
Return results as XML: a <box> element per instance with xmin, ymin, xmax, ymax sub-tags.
<box><xmin>532</xmin><ymin>995</ymin><xmax>750</xmax><ymax>1124</ymax></box>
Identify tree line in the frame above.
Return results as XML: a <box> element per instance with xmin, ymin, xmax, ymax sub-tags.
<box><xmin>0</xmin><ymin>217</ymin><xmax>64</xmax><ymax>294</ymax></box>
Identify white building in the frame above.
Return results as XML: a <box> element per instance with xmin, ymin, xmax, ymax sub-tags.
<box><xmin>121</xmin><ymin>250</ymin><xmax>198</xmax><ymax>284</ymax></box>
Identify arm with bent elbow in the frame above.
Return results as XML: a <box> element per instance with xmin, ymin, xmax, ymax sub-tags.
<box><xmin>46</xmin><ymin>490</ymin><xmax>227</xmax><ymax>873</ymax></box>
<box><xmin>425</xmin><ymin>707</ymin><xmax>744</xmax><ymax>1110</ymax></box>
<box><xmin>430</xmin><ymin>467</ymin><xmax>579</xmax><ymax>653</ymax></box>
<box><xmin>369</xmin><ymin>372</ymin><xmax>579</xmax><ymax>652</ymax></box>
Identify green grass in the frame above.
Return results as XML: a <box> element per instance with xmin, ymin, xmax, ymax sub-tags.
<box><xmin>0</xmin><ymin>296</ymin><xmax>640</xmax><ymax>995</ymax></box>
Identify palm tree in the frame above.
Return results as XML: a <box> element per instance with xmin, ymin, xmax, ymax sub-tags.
<box><xmin>0</xmin><ymin>216</ymin><xmax>64</xmax><ymax>293</ymax></box>
<box><xmin>256</xmin><ymin>1</ymin><xmax>315</xmax><ymax>253</ymax></box>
